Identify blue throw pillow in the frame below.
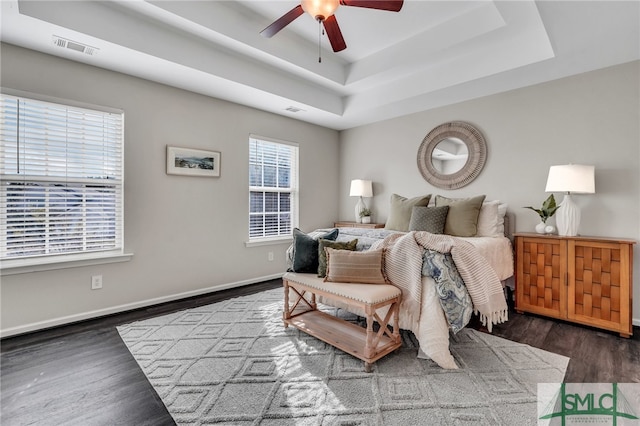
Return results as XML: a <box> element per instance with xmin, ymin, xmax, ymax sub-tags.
<box><xmin>291</xmin><ymin>228</ymin><xmax>339</xmax><ymax>273</ymax></box>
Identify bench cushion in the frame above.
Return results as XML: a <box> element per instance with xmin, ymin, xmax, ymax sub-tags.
<box><xmin>284</xmin><ymin>272</ymin><xmax>401</xmax><ymax>305</ymax></box>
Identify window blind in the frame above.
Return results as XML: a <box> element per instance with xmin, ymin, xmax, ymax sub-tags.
<box><xmin>0</xmin><ymin>94</ymin><xmax>124</xmax><ymax>260</ymax></box>
<box><xmin>249</xmin><ymin>136</ymin><xmax>298</xmax><ymax>239</ymax></box>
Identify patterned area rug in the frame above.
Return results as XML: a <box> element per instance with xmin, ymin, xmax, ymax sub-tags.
<box><xmin>117</xmin><ymin>288</ymin><xmax>568</xmax><ymax>425</ymax></box>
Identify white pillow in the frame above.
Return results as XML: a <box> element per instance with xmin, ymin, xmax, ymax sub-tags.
<box><xmin>476</xmin><ymin>201</ymin><xmax>508</xmax><ymax>237</ymax></box>
<box><xmin>496</xmin><ymin>203</ymin><xmax>508</xmax><ymax>236</ymax></box>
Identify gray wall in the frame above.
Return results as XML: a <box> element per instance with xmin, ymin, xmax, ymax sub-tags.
<box><xmin>2</xmin><ymin>43</ymin><xmax>639</xmax><ymax>334</ymax></box>
<box><xmin>0</xmin><ymin>43</ymin><xmax>340</xmax><ymax>335</ymax></box>
<box><xmin>339</xmin><ymin>61</ymin><xmax>640</xmax><ymax>324</ymax></box>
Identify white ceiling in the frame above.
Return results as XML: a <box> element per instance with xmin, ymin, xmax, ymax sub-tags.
<box><xmin>1</xmin><ymin>1</ymin><xmax>638</xmax><ymax>130</ymax></box>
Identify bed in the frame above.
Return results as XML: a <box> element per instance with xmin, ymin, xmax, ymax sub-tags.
<box><xmin>286</xmin><ymin>195</ymin><xmax>514</xmax><ymax>369</ymax></box>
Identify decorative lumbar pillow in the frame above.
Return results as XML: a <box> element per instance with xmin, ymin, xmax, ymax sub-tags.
<box><xmin>408</xmin><ymin>206</ymin><xmax>449</xmax><ymax>234</ymax></box>
<box><xmin>434</xmin><ymin>194</ymin><xmax>486</xmax><ymax>237</ymax></box>
<box><xmin>291</xmin><ymin>228</ymin><xmax>339</xmax><ymax>273</ymax></box>
<box><xmin>317</xmin><ymin>238</ymin><xmax>358</xmax><ymax>278</ymax></box>
<box><xmin>324</xmin><ymin>248</ymin><xmax>388</xmax><ymax>284</ymax></box>
<box><xmin>384</xmin><ymin>193</ymin><xmax>431</xmax><ymax>232</ymax></box>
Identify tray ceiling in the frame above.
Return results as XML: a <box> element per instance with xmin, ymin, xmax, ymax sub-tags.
<box><xmin>1</xmin><ymin>1</ymin><xmax>638</xmax><ymax>130</ymax></box>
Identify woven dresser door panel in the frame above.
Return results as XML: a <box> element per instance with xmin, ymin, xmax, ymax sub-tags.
<box><xmin>568</xmin><ymin>240</ymin><xmax>632</xmax><ymax>334</ymax></box>
<box><xmin>516</xmin><ymin>236</ymin><xmax>566</xmax><ymax>319</ymax></box>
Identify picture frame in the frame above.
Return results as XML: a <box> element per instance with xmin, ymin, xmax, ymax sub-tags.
<box><xmin>166</xmin><ymin>146</ymin><xmax>221</xmax><ymax>177</ymax></box>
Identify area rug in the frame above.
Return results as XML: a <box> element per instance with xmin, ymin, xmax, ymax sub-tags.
<box><xmin>117</xmin><ymin>288</ymin><xmax>569</xmax><ymax>425</ymax></box>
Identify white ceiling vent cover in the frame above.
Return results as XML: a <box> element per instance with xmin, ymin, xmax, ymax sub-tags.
<box><xmin>52</xmin><ymin>36</ymin><xmax>98</xmax><ymax>56</ymax></box>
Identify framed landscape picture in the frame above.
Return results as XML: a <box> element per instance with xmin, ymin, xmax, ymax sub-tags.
<box><xmin>166</xmin><ymin>146</ymin><xmax>221</xmax><ymax>177</ymax></box>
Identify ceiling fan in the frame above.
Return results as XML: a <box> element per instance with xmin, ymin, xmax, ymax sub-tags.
<box><xmin>260</xmin><ymin>0</ymin><xmax>404</xmax><ymax>53</ymax></box>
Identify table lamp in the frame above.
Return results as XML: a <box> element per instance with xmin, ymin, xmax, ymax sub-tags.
<box><xmin>545</xmin><ymin>164</ymin><xmax>595</xmax><ymax>236</ymax></box>
<box><xmin>349</xmin><ymin>179</ymin><xmax>373</xmax><ymax>223</ymax></box>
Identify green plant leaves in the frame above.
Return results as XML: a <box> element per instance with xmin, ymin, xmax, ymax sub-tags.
<box><xmin>524</xmin><ymin>194</ymin><xmax>560</xmax><ymax>223</ymax></box>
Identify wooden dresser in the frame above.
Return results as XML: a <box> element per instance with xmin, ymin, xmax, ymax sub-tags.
<box><xmin>514</xmin><ymin>233</ymin><xmax>635</xmax><ymax>337</ymax></box>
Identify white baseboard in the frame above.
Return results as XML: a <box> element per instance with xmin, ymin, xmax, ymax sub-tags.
<box><xmin>0</xmin><ymin>273</ymin><xmax>284</xmax><ymax>338</ymax></box>
<box><xmin>3</xmin><ymin>273</ymin><xmax>637</xmax><ymax>338</ymax></box>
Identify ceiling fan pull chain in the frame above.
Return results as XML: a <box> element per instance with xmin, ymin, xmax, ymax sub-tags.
<box><xmin>318</xmin><ymin>19</ymin><xmax>322</xmax><ymax>63</ymax></box>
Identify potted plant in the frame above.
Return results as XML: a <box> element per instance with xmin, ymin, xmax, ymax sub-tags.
<box><xmin>524</xmin><ymin>194</ymin><xmax>560</xmax><ymax>234</ymax></box>
<box><xmin>359</xmin><ymin>208</ymin><xmax>372</xmax><ymax>224</ymax></box>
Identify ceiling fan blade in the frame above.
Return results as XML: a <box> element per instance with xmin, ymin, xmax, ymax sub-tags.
<box><xmin>323</xmin><ymin>15</ymin><xmax>347</xmax><ymax>52</ymax></box>
<box><xmin>340</xmin><ymin>0</ymin><xmax>403</xmax><ymax>12</ymax></box>
<box><xmin>260</xmin><ymin>5</ymin><xmax>304</xmax><ymax>38</ymax></box>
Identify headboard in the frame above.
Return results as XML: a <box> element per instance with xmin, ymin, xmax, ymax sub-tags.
<box><xmin>503</xmin><ymin>211</ymin><xmax>515</xmax><ymax>242</ymax></box>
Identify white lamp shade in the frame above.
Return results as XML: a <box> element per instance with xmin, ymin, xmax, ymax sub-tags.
<box><xmin>349</xmin><ymin>179</ymin><xmax>373</xmax><ymax>197</ymax></box>
<box><xmin>545</xmin><ymin>164</ymin><xmax>595</xmax><ymax>237</ymax></box>
<box><xmin>545</xmin><ymin>164</ymin><xmax>595</xmax><ymax>194</ymax></box>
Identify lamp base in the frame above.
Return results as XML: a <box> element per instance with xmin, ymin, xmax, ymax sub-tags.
<box><xmin>556</xmin><ymin>194</ymin><xmax>581</xmax><ymax>236</ymax></box>
<box><xmin>354</xmin><ymin>197</ymin><xmax>366</xmax><ymax>223</ymax></box>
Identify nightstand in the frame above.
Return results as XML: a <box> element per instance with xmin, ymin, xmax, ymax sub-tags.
<box><xmin>334</xmin><ymin>221</ymin><xmax>385</xmax><ymax>229</ymax></box>
<box><xmin>515</xmin><ymin>232</ymin><xmax>635</xmax><ymax>337</ymax></box>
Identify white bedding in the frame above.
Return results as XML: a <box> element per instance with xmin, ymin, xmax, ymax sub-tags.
<box><xmin>456</xmin><ymin>236</ymin><xmax>514</xmax><ymax>281</ymax></box>
<box><xmin>329</xmin><ymin>227</ymin><xmax>514</xmax><ymax>282</ymax></box>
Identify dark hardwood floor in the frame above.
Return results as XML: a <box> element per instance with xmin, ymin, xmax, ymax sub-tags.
<box><xmin>1</xmin><ymin>280</ymin><xmax>282</xmax><ymax>426</ymax></box>
<box><xmin>2</xmin><ymin>279</ymin><xmax>639</xmax><ymax>425</ymax></box>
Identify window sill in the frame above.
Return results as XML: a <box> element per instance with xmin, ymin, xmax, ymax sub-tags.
<box><xmin>245</xmin><ymin>236</ymin><xmax>292</xmax><ymax>248</ymax></box>
<box><xmin>0</xmin><ymin>252</ymin><xmax>134</xmax><ymax>276</ymax></box>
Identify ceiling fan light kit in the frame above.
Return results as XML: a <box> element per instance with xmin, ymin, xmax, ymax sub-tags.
<box><xmin>301</xmin><ymin>0</ymin><xmax>339</xmax><ymax>21</ymax></box>
<box><xmin>260</xmin><ymin>0</ymin><xmax>404</xmax><ymax>55</ymax></box>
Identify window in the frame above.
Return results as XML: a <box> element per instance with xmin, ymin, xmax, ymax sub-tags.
<box><xmin>0</xmin><ymin>93</ymin><xmax>124</xmax><ymax>262</ymax></box>
<box><xmin>249</xmin><ymin>136</ymin><xmax>298</xmax><ymax>240</ymax></box>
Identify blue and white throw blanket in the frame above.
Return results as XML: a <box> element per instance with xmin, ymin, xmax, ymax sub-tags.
<box><xmin>333</xmin><ymin>227</ymin><xmax>403</xmax><ymax>251</ymax></box>
<box><xmin>422</xmin><ymin>250</ymin><xmax>473</xmax><ymax>333</ymax></box>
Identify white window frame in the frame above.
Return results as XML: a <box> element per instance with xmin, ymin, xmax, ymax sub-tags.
<box><xmin>0</xmin><ymin>89</ymin><xmax>131</xmax><ymax>275</ymax></box>
<box><xmin>247</xmin><ymin>135</ymin><xmax>298</xmax><ymax>246</ymax></box>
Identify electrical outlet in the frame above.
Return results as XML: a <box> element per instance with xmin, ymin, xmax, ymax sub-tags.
<box><xmin>268</xmin><ymin>252</ymin><xmax>274</xmax><ymax>261</ymax></box>
<box><xmin>91</xmin><ymin>275</ymin><xmax>103</xmax><ymax>290</ymax></box>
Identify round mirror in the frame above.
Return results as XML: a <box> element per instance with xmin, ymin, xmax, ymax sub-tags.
<box><xmin>417</xmin><ymin>121</ymin><xmax>487</xmax><ymax>189</ymax></box>
<box><xmin>431</xmin><ymin>137</ymin><xmax>469</xmax><ymax>174</ymax></box>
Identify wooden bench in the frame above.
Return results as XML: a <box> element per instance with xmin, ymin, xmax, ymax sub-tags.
<box><xmin>282</xmin><ymin>271</ymin><xmax>402</xmax><ymax>372</ymax></box>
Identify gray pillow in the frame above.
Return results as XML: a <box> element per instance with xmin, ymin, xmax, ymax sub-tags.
<box><xmin>291</xmin><ymin>228</ymin><xmax>339</xmax><ymax>273</ymax></box>
<box><xmin>409</xmin><ymin>206</ymin><xmax>449</xmax><ymax>234</ymax></box>
<box><xmin>384</xmin><ymin>193</ymin><xmax>431</xmax><ymax>232</ymax></box>
<box><xmin>434</xmin><ymin>195</ymin><xmax>486</xmax><ymax>237</ymax></box>
<box><xmin>317</xmin><ymin>238</ymin><xmax>358</xmax><ymax>278</ymax></box>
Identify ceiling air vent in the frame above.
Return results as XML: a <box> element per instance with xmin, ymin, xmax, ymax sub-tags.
<box><xmin>52</xmin><ymin>36</ymin><xmax>98</xmax><ymax>56</ymax></box>
<box><xmin>285</xmin><ymin>106</ymin><xmax>304</xmax><ymax>113</ymax></box>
